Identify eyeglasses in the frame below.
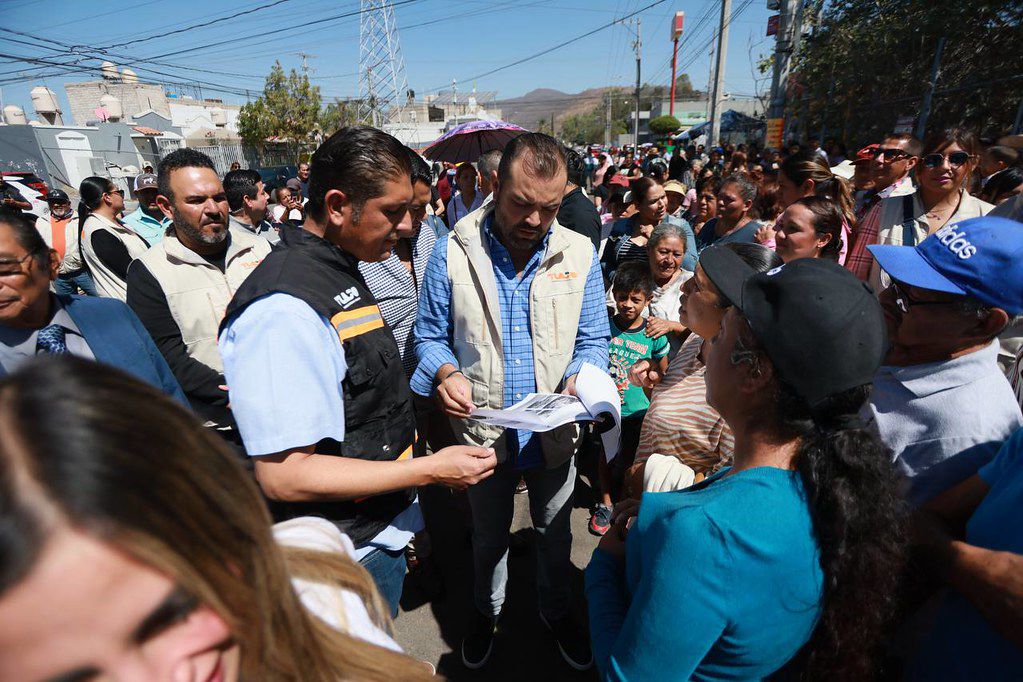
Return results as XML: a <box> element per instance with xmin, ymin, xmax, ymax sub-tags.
<box><xmin>890</xmin><ymin>281</ymin><xmax>960</xmax><ymax>314</ymax></box>
<box><xmin>0</xmin><ymin>253</ymin><xmax>34</xmax><ymax>278</ymax></box>
<box><xmin>921</xmin><ymin>151</ymin><xmax>973</xmax><ymax>169</ymax></box>
<box><xmin>105</xmin><ymin>188</ymin><xmax>125</xmax><ymax>197</ymax></box>
<box><xmin>867</xmin><ymin>147</ymin><xmax>911</xmax><ymax>162</ymax></box>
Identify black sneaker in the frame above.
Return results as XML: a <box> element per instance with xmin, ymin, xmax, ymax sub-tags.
<box><xmin>461</xmin><ymin>609</ymin><xmax>497</xmax><ymax>669</ymax></box>
<box><xmin>540</xmin><ymin>612</ymin><xmax>593</xmax><ymax>671</ymax></box>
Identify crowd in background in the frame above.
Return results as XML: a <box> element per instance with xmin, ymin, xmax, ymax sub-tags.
<box><xmin>0</xmin><ymin>118</ymin><xmax>1022</xmax><ymax>681</ymax></box>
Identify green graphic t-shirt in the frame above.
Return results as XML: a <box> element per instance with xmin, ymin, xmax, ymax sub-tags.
<box><xmin>609</xmin><ymin>315</ymin><xmax>669</xmax><ymax>418</ymax></box>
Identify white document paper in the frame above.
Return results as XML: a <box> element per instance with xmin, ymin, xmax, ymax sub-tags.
<box><xmin>470</xmin><ymin>363</ymin><xmax>623</xmax><ymax>461</ymax></box>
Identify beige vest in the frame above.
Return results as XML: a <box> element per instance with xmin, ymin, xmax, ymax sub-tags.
<box><xmin>870</xmin><ymin>190</ymin><xmax>992</xmax><ymax>292</ymax></box>
<box><xmin>448</xmin><ymin>204</ymin><xmax>595</xmax><ymax>468</ymax></box>
<box><xmin>136</xmin><ymin>226</ymin><xmax>271</xmax><ymax>371</ymax></box>
<box><xmin>81</xmin><ymin>213</ymin><xmax>151</xmax><ymax>301</ymax></box>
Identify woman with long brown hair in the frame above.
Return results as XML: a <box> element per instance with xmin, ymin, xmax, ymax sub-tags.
<box><xmin>867</xmin><ymin>128</ymin><xmax>992</xmax><ymax>292</ymax></box>
<box><xmin>0</xmin><ymin>357</ymin><xmax>435</xmax><ymax>682</ymax></box>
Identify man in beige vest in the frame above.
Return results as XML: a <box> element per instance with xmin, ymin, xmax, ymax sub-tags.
<box><xmin>412</xmin><ymin>133</ymin><xmax>610</xmax><ymax>671</ymax></box>
<box><xmin>126</xmin><ymin>149</ymin><xmax>271</xmax><ymax>446</ymax></box>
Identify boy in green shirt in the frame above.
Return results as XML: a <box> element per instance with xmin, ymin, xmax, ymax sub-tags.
<box><xmin>590</xmin><ymin>261</ymin><xmax>669</xmax><ymax>535</ymax></box>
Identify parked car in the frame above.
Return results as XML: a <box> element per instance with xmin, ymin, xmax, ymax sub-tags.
<box><xmin>2</xmin><ymin>172</ymin><xmax>49</xmax><ymax>219</ymax></box>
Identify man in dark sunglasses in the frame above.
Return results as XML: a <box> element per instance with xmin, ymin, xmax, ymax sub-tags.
<box><xmin>870</xmin><ymin>133</ymin><xmax>922</xmax><ymax>201</ymax></box>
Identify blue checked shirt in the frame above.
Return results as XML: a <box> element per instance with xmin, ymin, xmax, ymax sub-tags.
<box><xmin>412</xmin><ymin>215</ymin><xmax>610</xmax><ymax>469</ymax></box>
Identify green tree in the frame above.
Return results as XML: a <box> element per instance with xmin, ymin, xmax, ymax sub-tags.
<box><xmin>238</xmin><ymin>61</ymin><xmax>322</xmax><ymax>150</ymax></box>
<box><xmin>319</xmin><ymin>98</ymin><xmax>364</xmax><ymax>136</ymax></box>
<box><xmin>791</xmin><ymin>0</ymin><xmax>1022</xmax><ymax>144</ymax></box>
<box><xmin>649</xmin><ymin>115</ymin><xmax>682</xmax><ymax>135</ymax></box>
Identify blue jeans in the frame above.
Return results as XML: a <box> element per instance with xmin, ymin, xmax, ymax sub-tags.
<box><xmin>54</xmin><ymin>270</ymin><xmax>98</xmax><ymax>297</ymax></box>
<box><xmin>466</xmin><ymin>457</ymin><xmax>576</xmax><ymax>620</ymax></box>
<box><xmin>360</xmin><ymin>546</ymin><xmax>406</xmax><ymax>619</ymax></box>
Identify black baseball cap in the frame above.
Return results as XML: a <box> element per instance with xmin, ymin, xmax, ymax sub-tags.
<box><xmin>699</xmin><ymin>244</ymin><xmax>754</xmax><ymax>307</ymax></box>
<box><xmin>735</xmin><ymin>258</ymin><xmax>887</xmax><ymax>408</ymax></box>
<box><xmin>45</xmin><ymin>189</ymin><xmax>69</xmax><ymax>203</ymax></box>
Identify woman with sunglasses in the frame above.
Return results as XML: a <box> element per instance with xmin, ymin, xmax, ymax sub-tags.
<box><xmin>868</xmin><ymin>128</ymin><xmax>992</xmax><ymax>292</ymax></box>
<box><xmin>79</xmin><ymin>176</ymin><xmax>151</xmax><ymax>301</ymax></box>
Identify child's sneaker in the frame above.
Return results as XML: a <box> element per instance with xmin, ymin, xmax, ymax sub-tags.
<box><xmin>589</xmin><ymin>503</ymin><xmax>613</xmax><ymax>536</ymax></box>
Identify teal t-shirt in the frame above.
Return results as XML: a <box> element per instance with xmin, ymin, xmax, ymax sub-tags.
<box><xmin>586</xmin><ymin>467</ymin><xmax>824</xmax><ymax>680</ymax></box>
<box><xmin>609</xmin><ymin>315</ymin><xmax>669</xmax><ymax>418</ymax></box>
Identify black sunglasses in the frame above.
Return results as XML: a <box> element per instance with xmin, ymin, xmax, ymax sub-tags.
<box><xmin>921</xmin><ymin>151</ymin><xmax>972</xmax><ymax>169</ymax></box>
<box><xmin>868</xmin><ymin>147</ymin><xmax>911</xmax><ymax>162</ymax></box>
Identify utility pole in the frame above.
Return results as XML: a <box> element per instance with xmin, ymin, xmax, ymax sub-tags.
<box><xmin>914</xmin><ymin>37</ymin><xmax>945</xmax><ymax>140</ymax></box>
<box><xmin>634</xmin><ymin>19</ymin><xmax>642</xmax><ymax>148</ymax></box>
<box><xmin>708</xmin><ymin>0</ymin><xmax>732</xmax><ymax>147</ymax></box>
<box><xmin>604</xmin><ymin>90</ymin><xmax>612</xmax><ymax>146</ymax></box>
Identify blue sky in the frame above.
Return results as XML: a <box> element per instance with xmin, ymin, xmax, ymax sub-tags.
<box><xmin>1</xmin><ymin>0</ymin><xmax>776</xmax><ymax>117</ymax></box>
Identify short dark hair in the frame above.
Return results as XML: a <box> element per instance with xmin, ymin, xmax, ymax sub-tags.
<box><xmin>157</xmin><ymin>148</ymin><xmax>217</xmax><ymax>201</ymax></box>
<box><xmin>0</xmin><ymin>209</ymin><xmax>49</xmax><ymax>266</ymax></box>
<box><xmin>985</xmin><ymin>145</ymin><xmax>1019</xmax><ymax>166</ymax></box>
<box><xmin>696</xmin><ymin>175</ymin><xmax>722</xmax><ymax>196</ymax></box>
<box><xmin>223</xmin><ymin>169</ymin><xmax>263</xmax><ymax>212</ymax></box>
<box><xmin>406</xmin><ymin>148</ymin><xmax>432</xmax><ymax>188</ymax></box>
<box><xmin>305</xmin><ymin>126</ymin><xmax>411</xmax><ymax>223</ymax></box>
<box><xmin>497</xmin><ymin>133</ymin><xmax>566</xmax><ymax>184</ymax></box>
<box><xmin>886</xmin><ymin>132</ymin><xmax>923</xmax><ymax>157</ymax></box>
<box><xmin>612</xmin><ymin>261</ymin><xmax>653</xmax><ymax>298</ymax></box>
<box><xmin>564</xmin><ymin>147</ymin><xmax>586</xmax><ymax>187</ymax></box>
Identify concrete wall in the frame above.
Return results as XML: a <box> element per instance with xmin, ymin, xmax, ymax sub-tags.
<box><xmin>31</xmin><ymin>122</ymin><xmax>143</xmax><ymax>194</ymax></box>
<box><xmin>133</xmin><ymin>110</ymin><xmax>181</xmax><ymax>134</ymax></box>
<box><xmin>168</xmin><ymin>100</ymin><xmax>241</xmax><ymax>138</ymax></box>
<box><xmin>0</xmin><ymin>124</ymin><xmax>49</xmax><ymax>181</ymax></box>
<box><xmin>65</xmin><ymin>80</ymin><xmax>170</xmax><ymax>126</ymax></box>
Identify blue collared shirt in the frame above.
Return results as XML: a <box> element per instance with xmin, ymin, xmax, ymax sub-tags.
<box><xmin>863</xmin><ymin>340</ymin><xmax>1023</xmax><ymax>506</ymax></box>
<box><xmin>412</xmin><ymin>215</ymin><xmax>609</xmax><ymax>469</ymax></box>
<box><xmin>122</xmin><ymin>207</ymin><xmax>171</xmax><ymax>246</ymax></box>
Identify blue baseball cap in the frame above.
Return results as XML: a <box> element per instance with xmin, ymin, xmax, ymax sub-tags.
<box><xmin>868</xmin><ymin>216</ymin><xmax>1023</xmax><ymax>314</ymax></box>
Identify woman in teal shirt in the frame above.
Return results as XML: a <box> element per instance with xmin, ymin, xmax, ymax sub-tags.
<box><xmin>586</xmin><ymin>256</ymin><xmax>905</xmax><ymax>680</ymax></box>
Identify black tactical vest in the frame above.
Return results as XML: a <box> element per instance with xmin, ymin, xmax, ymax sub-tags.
<box><xmin>222</xmin><ymin>224</ymin><xmax>416</xmax><ymax>546</ymax></box>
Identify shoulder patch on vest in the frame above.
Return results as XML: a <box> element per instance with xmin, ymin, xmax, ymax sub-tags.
<box><xmin>333</xmin><ymin>286</ymin><xmax>361</xmax><ymax>309</ymax></box>
<box><xmin>331</xmin><ymin>305</ymin><xmax>385</xmax><ymax>341</ymax></box>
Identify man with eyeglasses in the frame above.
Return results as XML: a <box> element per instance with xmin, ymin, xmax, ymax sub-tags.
<box><xmin>861</xmin><ymin>216</ymin><xmax>1023</xmax><ymax>507</ymax></box>
<box><xmin>845</xmin><ymin>134</ymin><xmax>923</xmax><ymax>280</ymax></box>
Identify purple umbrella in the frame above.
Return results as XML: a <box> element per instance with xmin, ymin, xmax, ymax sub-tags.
<box><xmin>423</xmin><ymin>120</ymin><xmax>528</xmax><ymax>164</ymax></box>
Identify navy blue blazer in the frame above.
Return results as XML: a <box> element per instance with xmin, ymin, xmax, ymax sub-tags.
<box><xmin>59</xmin><ymin>294</ymin><xmax>189</xmax><ymax>405</ymax></box>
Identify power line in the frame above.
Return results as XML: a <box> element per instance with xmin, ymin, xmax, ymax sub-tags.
<box><xmin>425</xmin><ymin>0</ymin><xmax>671</xmax><ymax>94</ymax></box>
<box><xmin>95</xmin><ymin>0</ymin><xmax>300</xmax><ymax>51</ymax></box>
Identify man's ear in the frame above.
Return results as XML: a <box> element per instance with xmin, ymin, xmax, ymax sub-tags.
<box><xmin>155</xmin><ymin>194</ymin><xmax>175</xmax><ymax>222</ymax></box>
<box><xmin>47</xmin><ymin>249</ymin><xmax>59</xmax><ymax>281</ymax></box>
<box><xmin>977</xmin><ymin>306</ymin><xmax>1010</xmax><ymax>341</ymax></box>
<box><xmin>323</xmin><ymin>188</ymin><xmax>350</xmax><ymax>231</ymax></box>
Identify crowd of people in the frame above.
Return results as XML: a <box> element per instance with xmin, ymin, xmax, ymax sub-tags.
<box><xmin>0</xmin><ymin>119</ymin><xmax>1022</xmax><ymax>681</ymax></box>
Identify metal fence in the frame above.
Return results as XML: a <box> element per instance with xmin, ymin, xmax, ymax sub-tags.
<box><xmin>185</xmin><ymin>142</ymin><xmax>308</xmax><ymax>173</ymax></box>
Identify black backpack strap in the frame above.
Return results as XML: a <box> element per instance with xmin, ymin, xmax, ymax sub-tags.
<box><xmin>901</xmin><ymin>194</ymin><xmax>918</xmax><ymax>247</ymax></box>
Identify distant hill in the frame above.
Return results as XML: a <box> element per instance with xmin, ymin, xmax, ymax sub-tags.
<box><xmin>495</xmin><ymin>86</ymin><xmax>629</xmax><ymax>131</ymax></box>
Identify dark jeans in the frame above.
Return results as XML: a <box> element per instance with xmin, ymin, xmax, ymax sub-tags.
<box><xmin>360</xmin><ymin>546</ymin><xmax>406</xmax><ymax>619</ymax></box>
<box><xmin>54</xmin><ymin>270</ymin><xmax>98</xmax><ymax>297</ymax></box>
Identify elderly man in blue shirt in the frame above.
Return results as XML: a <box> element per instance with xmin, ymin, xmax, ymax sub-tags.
<box><xmin>413</xmin><ymin>133</ymin><xmax>609</xmax><ymax>672</ymax></box>
<box><xmin>865</xmin><ymin>216</ymin><xmax>1023</xmax><ymax>507</ymax></box>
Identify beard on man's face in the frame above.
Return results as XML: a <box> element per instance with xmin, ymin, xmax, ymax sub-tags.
<box><xmin>173</xmin><ymin>206</ymin><xmax>227</xmax><ymax>245</ymax></box>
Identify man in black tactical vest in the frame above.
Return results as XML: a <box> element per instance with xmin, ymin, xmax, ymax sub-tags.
<box><xmin>219</xmin><ymin>127</ymin><xmax>497</xmax><ymax>617</ymax></box>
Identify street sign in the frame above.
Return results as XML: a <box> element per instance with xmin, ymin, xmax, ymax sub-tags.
<box><xmin>671</xmin><ymin>11</ymin><xmax>685</xmax><ymax>41</ymax></box>
<box><xmin>894</xmin><ymin>115</ymin><xmax>916</xmax><ymax>134</ymax></box>
<box><xmin>765</xmin><ymin>117</ymin><xmax>784</xmax><ymax>149</ymax></box>
<box><xmin>767</xmin><ymin>14</ymin><xmax>780</xmax><ymax>36</ymax></box>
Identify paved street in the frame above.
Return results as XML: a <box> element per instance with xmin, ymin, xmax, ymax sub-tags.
<box><xmin>394</xmin><ymin>457</ymin><xmax>603</xmax><ymax>681</ymax></box>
